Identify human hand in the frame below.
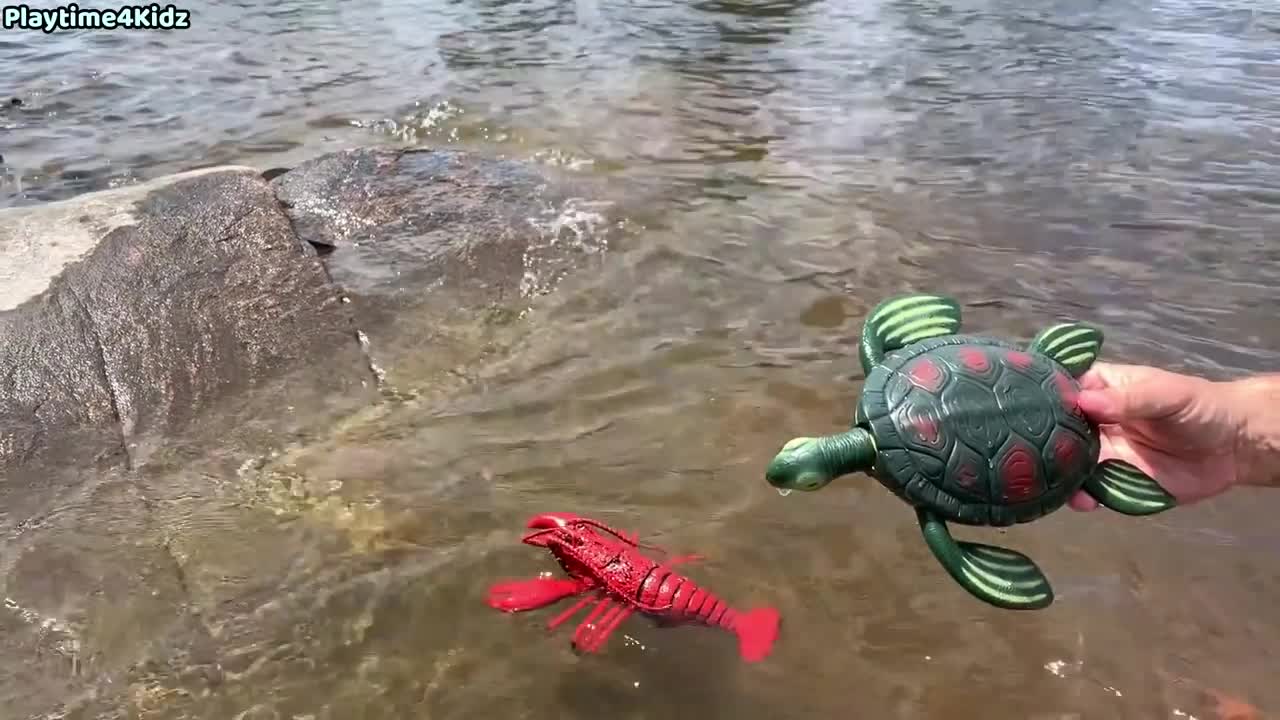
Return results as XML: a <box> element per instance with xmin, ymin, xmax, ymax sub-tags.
<box><xmin>1068</xmin><ymin>362</ymin><xmax>1246</xmax><ymax>511</ymax></box>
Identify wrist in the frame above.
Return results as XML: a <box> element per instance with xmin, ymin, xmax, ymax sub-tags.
<box><xmin>1228</xmin><ymin>373</ymin><xmax>1280</xmax><ymax>489</ymax></box>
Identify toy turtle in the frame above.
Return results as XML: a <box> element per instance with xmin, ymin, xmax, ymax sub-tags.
<box><xmin>765</xmin><ymin>293</ymin><xmax>1176</xmax><ymax>610</ymax></box>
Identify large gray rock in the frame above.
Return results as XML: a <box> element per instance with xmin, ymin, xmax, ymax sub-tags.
<box><xmin>0</xmin><ymin>166</ymin><xmax>374</xmax><ymax>476</ymax></box>
<box><xmin>0</xmin><ymin>148</ymin><xmax>621</xmax><ymax>476</ymax></box>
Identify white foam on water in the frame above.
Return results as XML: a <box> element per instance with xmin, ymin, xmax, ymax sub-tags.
<box><xmin>531</xmin><ymin>147</ymin><xmax>596</xmax><ymax>171</ymax></box>
<box><xmin>519</xmin><ymin>197</ymin><xmax>613</xmax><ymax>299</ymax></box>
<box><xmin>356</xmin><ymin>329</ymin><xmax>387</xmax><ymax>386</ymax></box>
<box><xmin>2</xmin><ymin>596</ymin><xmax>80</xmax><ymax>671</ymax></box>
<box><xmin>355</xmin><ymin>100</ymin><xmax>504</xmax><ymax>144</ymax></box>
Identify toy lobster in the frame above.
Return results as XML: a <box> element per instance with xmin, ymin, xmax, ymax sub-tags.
<box><xmin>487</xmin><ymin>512</ymin><xmax>781</xmax><ymax>662</ymax></box>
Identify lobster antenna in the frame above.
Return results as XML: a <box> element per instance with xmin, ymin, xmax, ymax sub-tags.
<box><xmin>568</xmin><ymin>518</ymin><xmax>668</xmax><ymax>555</ymax></box>
<box><xmin>521</xmin><ymin>526</ymin><xmax>562</xmax><ymax>543</ymax></box>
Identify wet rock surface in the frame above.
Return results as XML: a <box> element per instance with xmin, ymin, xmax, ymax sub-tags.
<box><xmin>0</xmin><ymin>148</ymin><xmax>620</xmax><ymax>475</ymax></box>
<box><xmin>0</xmin><ymin>167</ymin><xmax>370</xmax><ymax>474</ymax></box>
<box><xmin>0</xmin><ymin>147</ymin><xmax>622</xmax><ymax>719</ymax></box>
<box><xmin>272</xmin><ymin>147</ymin><xmax>616</xmax><ymax>389</ymax></box>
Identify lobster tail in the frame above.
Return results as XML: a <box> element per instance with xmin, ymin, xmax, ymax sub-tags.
<box><xmin>731</xmin><ymin>607</ymin><xmax>781</xmax><ymax>663</ymax></box>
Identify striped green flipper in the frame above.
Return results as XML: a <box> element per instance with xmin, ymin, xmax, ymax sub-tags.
<box><xmin>859</xmin><ymin>293</ymin><xmax>962</xmax><ymax>375</ymax></box>
<box><xmin>917</xmin><ymin>509</ymin><xmax>1053</xmax><ymax>610</ymax></box>
<box><xmin>1027</xmin><ymin>322</ymin><xmax>1103</xmax><ymax>378</ymax></box>
<box><xmin>1084</xmin><ymin>458</ymin><xmax>1177</xmax><ymax>516</ymax></box>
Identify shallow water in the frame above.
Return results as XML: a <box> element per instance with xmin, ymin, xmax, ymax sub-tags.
<box><xmin>3</xmin><ymin>0</ymin><xmax>1280</xmax><ymax>718</ymax></box>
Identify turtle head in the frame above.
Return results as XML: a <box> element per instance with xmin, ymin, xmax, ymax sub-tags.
<box><xmin>765</xmin><ymin>429</ymin><xmax>877</xmax><ymax>493</ymax></box>
<box><xmin>766</xmin><ymin>437</ymin><xmax>837</xmax><ymax>492</ymax></box>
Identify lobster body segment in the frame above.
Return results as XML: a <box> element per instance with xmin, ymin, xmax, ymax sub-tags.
<box><xmin>487</xmin><ymin>513</ymin><xmax>781</xmax><ymax>662</ymax></box>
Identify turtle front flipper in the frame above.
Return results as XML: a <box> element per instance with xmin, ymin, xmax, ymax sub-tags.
<box><xmin>1028</xmin><ymin>322</ymin><xmax>1103</xmax><ymax>378</ymax></box>
<box><xmin>1084</xmin><ymin>459</ymin><xmax>1177</xmax><ymax>516</ymax></box>
<box><xmin>859</xmin><ymin>294</ymin><xmax>962</xmax><ymax>375</ymax></box>
<box><xmin>916</xmin><ymin>509</ymin><xmax>1054</xmax><ymax>610</ymax></box>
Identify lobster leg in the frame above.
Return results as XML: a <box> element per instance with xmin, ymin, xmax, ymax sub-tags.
<box><xmin>546</xmin><ymin>593</ymin><xmax>600</xmax><ymax>630</ymax></box>
<box><xmin>573</xmin><ymin>600</ymin><xmax>623</xmax><ymax>652</ymax></box>
<box><xmin>565</xmin><ymin>595</ymin><xmax>616</xmax><ymax>650</ymax></box>
<box><xmin>577</xmin><ymin>604</ymin><xmax>634</xmax><ymax>653</ymax></box>
<box><xmin>573</xmin><ymin>601</ymin><xmax>623</xmax><ymax>649</ymax></box>
<box><xmin>577</xmin><ymin>595</ymin><xmax>613</xmax><ymax>630</ymax></box>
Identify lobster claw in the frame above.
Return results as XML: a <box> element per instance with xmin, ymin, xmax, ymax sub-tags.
<box><xmin>526</xmin><ymin>512</ymin><xmax>582</xmax><ymax>530</ymax></box>
<box><xmin>521</xmin><ymin>512</ymin><xmax>582</xmax><ymax>546</ymax></box>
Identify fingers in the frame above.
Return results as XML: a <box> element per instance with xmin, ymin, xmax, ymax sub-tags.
<box><xmin>1078</xmin><ymin>362</ymin><xmax>1117</xmax><ymax>391</ymax></box>
<box><xmin>1078</xmin><ymin>361</ymin><xmax>1168</xmax><ymax>391</ymax></box>
<box><xmin>1075</xmin><ymin>390</ymin><xmax>1126</xmax><ymax>424</ymax></box>
<box><xmin>1078</xmin><ymin>361</ymin><xmax>1146</xmax><ymax>390</ymax></box>
<box><xmin>1077</xmin><ymin>369</ymin><xmax>1198</xmax><ymax>424</ymax></box>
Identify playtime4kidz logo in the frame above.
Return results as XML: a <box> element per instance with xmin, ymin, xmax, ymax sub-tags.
<box><xmin>3</xmin><ymin>3</ymin><xmax>190</xmax><ymax>31</ymax></box>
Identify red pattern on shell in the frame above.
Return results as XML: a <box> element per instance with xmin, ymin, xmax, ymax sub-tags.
<box><xmin>1005</xmin><ymin>350</ymin><xmax>1034</xmax><ymax>370</ymax></box>
<box><xmin>912</xmin><ymin>415</ymin><xmax>942</xmax><ymax>447</ymax></box>
<box><xmin>999</xmin><ymin>445</ymin><xmax>1042</xmax><ymax>503</ymax></box>
<box><xmin>1053</xmin><ymin>433</ymin><xmax>1081</xmax><ymax>472</ymax></box>
<box><xmin>907</xmin><ymin>358</ymin><xmax>945</xmax><ymax>393</ymax></box>
<box><xmin>955</xmin><ymin>461</ymin><xmax>982</xmax><ymax>493</ymax></box>
<box><xmin>1052</xmin><ymin>370</ymin><xmax>1086</xmax><ymax>420</ymax></box>
<box><xmin>958</xmin><ymin>347</ymin><xmax>992</xmax><ymax>373</ymax></box>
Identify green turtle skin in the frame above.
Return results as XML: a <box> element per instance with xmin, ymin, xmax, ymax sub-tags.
<box><xmin>766</xmin><ymin>293</ymin><xmax>1178</xmax><ymax>611</ymax></box>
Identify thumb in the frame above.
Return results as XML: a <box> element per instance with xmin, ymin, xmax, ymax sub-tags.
<box><xmin>1076</xmin><ymin>378</ymin><xmax>1188</xmax><ymax>424</ymax></box>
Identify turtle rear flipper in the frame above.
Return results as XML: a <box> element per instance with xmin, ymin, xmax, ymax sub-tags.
<box><xmin>916</xmin><ymin>509</ymin><xmax>1054</xmax><ymax>610</ymax></box>
<box><xmin>859</xmin><ymin>294</ymin><xmax>962</xmax><ymax>374</ymax></box>
<box><xmin>1028</xmin><ymin>322</ymin><xmax>1103</xmax><ymax>377</ymax></box>
<box><xmin>1084</xmin><ymin>459</ymin><xmax>1177</xmax><ymax>515</ymax></box>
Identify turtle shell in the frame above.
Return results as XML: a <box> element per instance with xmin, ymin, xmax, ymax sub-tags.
<box><xmin>855</xmin><ymin>334</ymin><xmax>1101</xmax><ymax>527</ymax></box>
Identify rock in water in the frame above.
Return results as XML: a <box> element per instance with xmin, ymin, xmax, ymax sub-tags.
<box><xmin>272</xmin><ymin>147</ymin><xmax>613</xmax><ymax>297</ymax></box>
<box><xmin>0</xmin><ymin>166</ymin><xmax>372</xmax><ymax>476</ymax></box>
<box><xmin>0</xmin><ymin>148</ymin><xmax>620</xmax><ymax>476</ymax></box>
<box><xmin>272</xmin><ymin>147</ymin><xmax>617</xmax><ymax>388</ymax></box>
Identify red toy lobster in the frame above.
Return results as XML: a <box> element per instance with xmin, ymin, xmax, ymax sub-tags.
<box><xmin>487</xmin><ymin>512</ymin><xmax>781</xmax><ymax>662</ymax></box>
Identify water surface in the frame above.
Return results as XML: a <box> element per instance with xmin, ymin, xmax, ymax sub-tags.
<box><xmin>3</xmin><ymin>0</ymin><xmax>1280</xmax><ymax>718</ymax></box>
